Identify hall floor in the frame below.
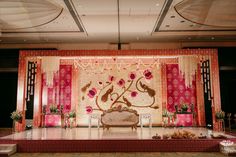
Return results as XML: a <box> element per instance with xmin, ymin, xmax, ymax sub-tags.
<box><xmin>11</xmin><ymin>152</ymin><xmax>226</xmax><ymax>157</ymax></box>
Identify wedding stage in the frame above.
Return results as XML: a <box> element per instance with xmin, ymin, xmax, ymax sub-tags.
<box><xmin>1</xmin><ymin>127</ymin><xmax>236</xmax><ymax>152</ymax></box>
<box><xmin>7</xmin><ymin>49</ymin><xmax>228</xmax><ymax>153</ymax></box>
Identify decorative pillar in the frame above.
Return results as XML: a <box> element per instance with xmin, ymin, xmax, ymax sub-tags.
<box><xmin>16</xmin><ymin>53</ymin><xmax>27</xmax><ymax>131</ymax></box>
<box><xmin>33</xmin><ymin>58</ymin><xmax>42</xmax><ymax>127</ymax></box>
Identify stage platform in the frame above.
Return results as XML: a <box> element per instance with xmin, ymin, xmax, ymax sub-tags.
<box><xmin>0</xmin><ymin>127</ymin><xmax>236</xmax><ymax>152</ymax></box>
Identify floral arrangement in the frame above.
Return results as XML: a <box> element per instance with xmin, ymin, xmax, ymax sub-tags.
<box><xmin>10</xmin><ymin>110</ymin><xmax>23</xmax><ymax>122</ymax></box>
<box><xmin>181</xmin><ymin>104</ymin><xmax>188</xmax><ymax>112</ymax></box>
<box><xmin>68</xmin><ymin>110</ymin><xmax>76</xmax><ymax>118</ymax></box>
<box><xmin>162</xmin><ymin>109</ymin><xmax>169</xmax><ymax>117</ymax></box>
<box><xmin>49</xmin><ymin>104</ymin><xmax>58</xmax><ymax>113</ymax></box>
<box><xmin>81</xmin><ymin>69</ymin><xmax>158</xmax><ymax>112</ymax></box>
<box><xmin>215</xmin><ymin>110</ymin><xmax>225</xmax><ymax>120</ymax></box>
<box><xmin>86</xmin><ymin>105</ymin><xmax>93</xmax><ymax>114</ymax></box>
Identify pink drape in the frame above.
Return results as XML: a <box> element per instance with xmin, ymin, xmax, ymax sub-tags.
<box><xmin>41</xmin><ymin>65</ymin><xmax>72</xmax><ymax>113</ymax></box>
<box><xmin>166</xmin><ymin>64</ymin><xmax>197</xmax><ymax>116</ymax></box>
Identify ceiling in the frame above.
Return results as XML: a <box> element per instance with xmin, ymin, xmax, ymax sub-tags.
<box><xmin>0</xmin><ymin>0</ymin><xmax>236</xmax><ymax>44</ymax></box>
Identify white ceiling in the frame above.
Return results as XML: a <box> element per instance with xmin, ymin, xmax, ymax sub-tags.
<box><xmin>0</xmin><ymin>0</ymin><xmax>236</xmax><ymax>44</ymax></box>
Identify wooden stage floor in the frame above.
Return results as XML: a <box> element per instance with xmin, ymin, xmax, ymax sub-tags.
<box><xmin>0</xmin><ymin>127</ymin><xmax>236</xmax><ymax>152</ymax></box>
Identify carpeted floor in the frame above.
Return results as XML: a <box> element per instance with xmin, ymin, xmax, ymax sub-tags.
<box><xmin>0</xmin><ymin>128</ymin><xmax>12</xmax><ymax>137</ymax></box>
<box><xmin>11</xmin><ymin>152</ymin><xmax>226</xmax><ymax>157</ymax></box>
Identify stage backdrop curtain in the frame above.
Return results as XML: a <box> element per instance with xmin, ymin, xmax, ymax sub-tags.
<box><xmin>41</xmin><ymin>65</ymin><xmax>72</xmax><ymax>113</ymax></box>
<box><xmin>166</xmin><ymin>64</ymin><xmax>197</xmax><ymax>123</ymax></box>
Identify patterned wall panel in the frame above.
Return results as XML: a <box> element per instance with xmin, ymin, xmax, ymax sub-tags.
<box><xmin>166</xmin><ymin>64</ymin><xmax>197</xmax><ymax>113</ymax></box>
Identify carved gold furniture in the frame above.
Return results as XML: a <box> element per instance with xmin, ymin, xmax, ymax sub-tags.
<box><xmin>101</xmin><ymin>107</ymin><xmax>139</xmax><ymax>130</ymax></box>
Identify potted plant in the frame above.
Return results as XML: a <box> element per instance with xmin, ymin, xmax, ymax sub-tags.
<box><xmin>66</xmin><ymin>110</ymin><xmax>76</xmax><ymax>128</ymax></box>
<box><xmin>215</xmin><ymin>110</ymin><xmax>225</xmax><ymax>120</ymax></box>
<box><xmin>68</xmin><ymin>110</ymin><xmax>76</xmax><ymax>118</ymax></box>
<box><xmin>162</xmin><ymin>109</ymin><xmax>169</xmax><ymax>117</ymax></box>
<box><xmin>162</xmin><ymin>109</ymin><xmax>169</xmax><ymax>127</ymax></box>
<box><xmin>181</xmin><ymin>104</ymin><xmax>189</xmax><ymax>112</ymax></box>
<box><xmin>49</xmin><ymin>104</ymin><xmax>58</xmax><ymax>114</ymax></box>
<box><xmin>10</xmin><ymin>110</ymin><xmax>23</xmax><ymax>123</ymax></box>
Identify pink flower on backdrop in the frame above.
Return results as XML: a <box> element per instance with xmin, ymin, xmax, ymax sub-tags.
<box><xmin>131</xmin><ymin>91</ymin><xmax>138</xmax><ymax>97</ymax></box>
<box><xmin>86</xmin><ymin>106</ymin><xmax>93</xmax><ymax>114</ymax></box>
<box><xmin>143</xmin><ymin>69</ymin><xmax>153</xmax><ymax>80</ymax></box>
<box><xmin>129</xmin><ymin>72</ymin><xmax>136</xmax><ymax>80</ymax></box>
<box><xmin>108</xmin><ymin>75</ymin><xmax>115</xmax><ymax>82</ymax></box>
<box><xmin>65</xmin><ymin>105</ymin><xmax>70</xmax><ymax>110</ymax></box>
<box><xmin>117</xmin><ymin>79</ymin><xmax>125</xmax><ymax>87</ymax></box>
<box><xmin>87</xmin><ymin>88</ymin><xmax>97</xmax><ymax>98</ymax></box>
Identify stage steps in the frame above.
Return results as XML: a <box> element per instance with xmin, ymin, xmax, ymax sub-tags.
<box><xmin>0</xmin><ymin>144</ymin><xmax>17</xmax><ymax>156</ymax></box>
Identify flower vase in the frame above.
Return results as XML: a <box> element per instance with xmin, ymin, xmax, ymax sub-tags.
<box><xmin>162</xmin><ymin>117</ymin><xmax>169</xmax><ymax>127</ymax></box>
<box><xmin>12</xmin><ymin>120</ymin><xmax>16</xmax><ymax>133</ymax></box>
<box><xmin>182</xmin><ymin>108</ymin><xmax>188</xmax><ymax>113</ymax></box>
<box><xmin>217</xmin><ymin>119</ymin><xmax>225</xmax><ymax>132</ymax></box>
<box><xmin>69</xmin><ymin>118</ymin><xmax>74</xmax><ymax>128</ymax></box>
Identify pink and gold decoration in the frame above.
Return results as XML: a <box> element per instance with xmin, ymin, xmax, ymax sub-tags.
<box><xmin>166</xmin><ymin>64</ymin><xmax>197</xmax><ymax>114</ymax></box>
<box><xmin>41</xmin><ymin>65</ymin><xmax>72</xmax><ymax>114</ymax></box>
<box><xmin>76</xmin><ymin>57</ymin><xmax>162</xmax><ymax>125</ymax></box>
<box><xmin>15</xmin><ymin>49</ymin><xmax>221</xmax><ymax>131</ymax></box>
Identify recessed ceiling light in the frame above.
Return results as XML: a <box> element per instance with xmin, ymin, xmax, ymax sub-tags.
<box><xmin>211</xmin><ymin>37</ymin><xmax>215</xmax><ymax>40</ymax></box>
<box><xmin>23</xmin><ymin>39</ymin><xmax>27</xmax><ymax>42</ymax></box>
<box><xmin>170</xmin><ymin>15</ymin><xmax>175</xmax><ymax>18</ymax></box>
<box><xmin>180</xmin><ymin>20</ymin><xmax>185</xmax><ymax>23</ymax></box>
<box><xmin>155</xmin><ymin>3</ymin><xmax>160</xmax><ymax>7</ymax></box>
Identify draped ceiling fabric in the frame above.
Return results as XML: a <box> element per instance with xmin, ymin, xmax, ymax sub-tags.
<box><xmin>16</xmin><ymin>49</ymin><xmax>221</xmax><ymax>131</ymax></box>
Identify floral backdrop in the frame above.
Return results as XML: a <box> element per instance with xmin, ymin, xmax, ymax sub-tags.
<box><xmin>15</xmin><ymin>50</ymin><xmax>221</xmax><ymax>131</ymax></box>
<box><xmin>77</xmin><ymin>62</ymin><xmax>162</xmax><ymax>125</ymax></box>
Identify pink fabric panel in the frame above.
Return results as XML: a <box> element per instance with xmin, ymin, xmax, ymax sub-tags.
<box><xmin>166</xmin><ymin>64</ymin><xmax>197</xmax><ymax>112</ymax></box>
<box><xmin>176</xmin><ymin>114</ymin><xmax>193</xmax><ymax>126</ymax></box>
<box><xmin>45</xmin><ymin>115</ymin><xmax>61</xmax><ymax>127</ymax></box>
<box><xmin>41</xmin><ymin>65</ymin><xmax>72</xmax><ymax>113</ymax></box>
<box><xmin>42</xmin><ymin>72</ymin><xmax>59</xmax><ymax>113</ymax></box>
<box><xmin>59</xmin><ymin>65</ymin><xmax>72</xmax><ymax>113</ymax></box>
